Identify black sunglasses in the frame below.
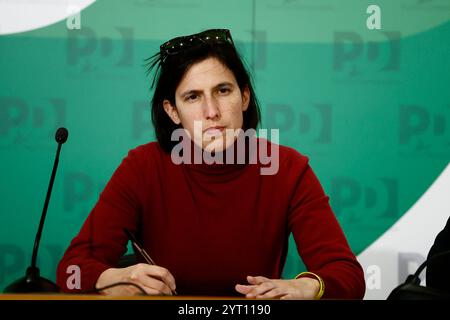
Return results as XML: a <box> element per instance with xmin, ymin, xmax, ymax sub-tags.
<box><xmin>159</xmin><ymin>29</ymin><xmax>234</xmax><ymax>61</ymax></box>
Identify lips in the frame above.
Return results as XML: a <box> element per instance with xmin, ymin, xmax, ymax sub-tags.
<box><xmin>204</xmin><ymin>126</ymin><xmax>225</xmax><ymax>134</ymax></box>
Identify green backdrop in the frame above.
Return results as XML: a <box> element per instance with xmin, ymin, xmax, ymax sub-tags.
<box><xmin>0</xmin><ymin>0</ymin><xmax>449</xmax><ymax>288</ymax></box>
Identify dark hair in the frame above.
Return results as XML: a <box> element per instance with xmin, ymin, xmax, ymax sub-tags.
<box><xmin>146</xmin><ymin>37</ymin><xmax>261</xmax><ymax>153</ymax></box>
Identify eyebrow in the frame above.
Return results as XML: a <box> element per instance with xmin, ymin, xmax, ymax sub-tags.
<box><xmin>179</xmin><ymin>82</ymin><xmax>234</xmax><ymax>98</ymax></box>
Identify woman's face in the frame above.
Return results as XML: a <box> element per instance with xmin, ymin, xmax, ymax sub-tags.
<box><xmin>163</xmin><ymin>57</ymin><xmax>250</xmax><ymax>152</ymax></box>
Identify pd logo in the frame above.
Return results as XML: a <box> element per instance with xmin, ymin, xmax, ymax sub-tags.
<box><xmin>266</xmin><ymin>103</ymin><xmax>332</xmax><ymax>144</ymax></box>
<box><xmin>0</xmin><ymin>243</ymin><xmax>63</xmax><ymax>286</ymax></box>
<box><xmin>0</xmin><ymin>97</ymin><xmax>66</xmax><ymax>146</ymax></box>
<box><xmin>132</xmin><ymin>100</ymin><xmax>154</xmax><ymax>140</ymax></box>
<box><xmin>64</xmin><ymin>172</ymin><xmax>106</xmax><ymax>216</ymax></box>
<box><xmin>67</xmin><ymin>27</ymin><xmax>134</xmax><ymax>73</ymax></box>
<box><xmin>399</xmin><ymin>104</ymin><xmax>450</xmax><ymax>155</ymax></box>
<box><xmin>329</xmin><ymin>177</ymin><xmax>398</xmax><ymax>219</ymax></box>
<box><xmin>333</xmin><ymin>31</ymin><xmax>401</xmax><ymax>79</ymax></box>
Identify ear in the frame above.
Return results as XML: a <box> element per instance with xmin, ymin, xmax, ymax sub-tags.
<box><xmin>242</xmin><ymin>86</ymin><xmax>250</xmax><ymax>112</ymax></box>
<box><xmin>163</xmin><ymin>99</ymin><xmax>181</xmax><ymax>125</ymax></box>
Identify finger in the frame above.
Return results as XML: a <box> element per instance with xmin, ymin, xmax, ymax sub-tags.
<box><xmin>138</xmin><ymin>264</ymin><xmax>177</xmax><ymax>291</ymax></box>
<box><xmin>137</xmin><ymin>285</ymin><xmax>164</xmax><ymax>296</ymax></box>
<box><xmin>280</xmin><ymin>288</ymin><xmax>307</xmax><ymax>300</ymax></box>
<box><xmin>246</xmin><ymin>281</ymin><xmax>275</xmax><ymax>298</ymax></box>
<box><xmin>235</xmin><ymin>284</ymin><xmax>256</xmax><ymax>295</ymax></box>
<box><xmin>102</xmin><ymin>283</ymin><xmax>155</xmax><ymax>296</ymax></box>
<box><xmin>257</xmin><ymin>287</ymin><xmax>288</xmax><ymax>299</ymax></box>
<box><xmin>138</xmin><ymin>274</ymin><xmax>173</xmax><ymax>295</ymax></box>
<box><xmin>146</xmin><ymin>266</ymin><xmax>177</xmax><ymax>291</ymax></box>
<box><xmin>247</xmin><ymin>275</ymin><xmax>270</xmax><ymax>285</ymax></box>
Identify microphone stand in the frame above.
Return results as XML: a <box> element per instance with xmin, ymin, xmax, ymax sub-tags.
<box><xmin>4</xmin><ymin>128</ymin><xmax>68</xmax><ymax>293</ymax></box>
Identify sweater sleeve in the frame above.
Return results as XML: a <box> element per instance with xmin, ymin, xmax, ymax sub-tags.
<box><xmin>56</xmin><ymin>148</ymin><xmax>143</xmax><ymax>293</ymax></box>
<box><xmin>287</xmin><ymin>156</ymin><xmax>365</xmax><ymax>299</ymax></box>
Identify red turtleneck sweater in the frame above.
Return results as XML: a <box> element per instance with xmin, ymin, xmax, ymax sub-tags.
<box><xmin>56</xmin><ymin>139</ymin><xmax>365</xmax><ymax>298</ymax></box>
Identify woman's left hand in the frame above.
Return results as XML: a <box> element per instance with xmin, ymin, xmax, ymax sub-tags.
<box><xmin>235</xmin><ymin>275</ymin><xmax>320</xmax><ymax>300</ymax></box>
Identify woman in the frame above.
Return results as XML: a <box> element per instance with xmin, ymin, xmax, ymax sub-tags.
<box><xmin>56</xmin><ymin>29</ymin><xmax>365</xmax><ymax>299</ymax></box>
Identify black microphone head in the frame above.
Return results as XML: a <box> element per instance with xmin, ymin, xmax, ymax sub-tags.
<box><xmin>55</xmin><ymin>127</ymin><xmax>68</xmax><ymax>144</ymax></box>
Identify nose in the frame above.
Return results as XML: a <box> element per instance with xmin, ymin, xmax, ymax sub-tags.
<box><xmin>203</xmin><ymin>95</ymin><xmax>220</xmax><ymax>120</ymax></box>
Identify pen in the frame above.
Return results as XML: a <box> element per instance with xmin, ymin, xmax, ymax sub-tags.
<box><xmin>123</xmin><ymin>228</ymin><xmax>177</xmax><ymax>295</ymax></box>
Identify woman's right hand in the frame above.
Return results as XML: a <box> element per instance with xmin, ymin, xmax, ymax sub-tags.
<box><xmin>95</xmin><ymin>263</ymin><xmax>177</xmax><ymax>296</ymax></box>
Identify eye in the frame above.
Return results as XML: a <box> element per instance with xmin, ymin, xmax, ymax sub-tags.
<box><xmin>218</xmin><ymin>87</ymin><xmax>231</xmax><ymax>94</ymax></box>
<box><xmin>185</xmin><ymin>94</ymin><xmax>198</xmax><ymax>101</ymax></box>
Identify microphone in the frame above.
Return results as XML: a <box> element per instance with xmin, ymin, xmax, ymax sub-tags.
<box><xmin>387</xmin><ymin>250</ymin><xmax>450</xmax><ymax>300</ymax></box>
<box><xmin>4</xmin><ymin>127</ymin><xmax>69</xmax><ymax>293</ymax></box>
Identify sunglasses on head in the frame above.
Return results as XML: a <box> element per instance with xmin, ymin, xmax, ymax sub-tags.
<box><xmin>159</xmin><ymin>29</ymin><xmax>234</xmax><ymax>61</ymax></box>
